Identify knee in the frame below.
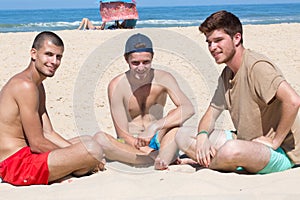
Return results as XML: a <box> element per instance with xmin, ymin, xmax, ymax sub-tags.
<box><xmin>93</xmin><ymin>131</ymin><xmax>114</xmax><ymax>151</ymax></box>
<box><xmin>217</xmin><ymin>140</ymin><xmax>242</xmax><ymax>162</ymax></box>
<box><xmin>93</xmin><ymin>131</ymin><xmax>108</xmax><ymax>145</ymax></box>
<box><xmin>175</xmin><ymin>128</ymin><xmax>192</xmax><ymax>152</ymax></box>
<box><xmin>81</xmin><ymin>136</ymin><xmax>103</xmax><ymax>161</ymax></box>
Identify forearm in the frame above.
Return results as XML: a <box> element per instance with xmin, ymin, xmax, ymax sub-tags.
<box><xmin>273</xmin><ymin>102</ymin><xmax>299</xmax><ymax>148</ymax></box>
<box><xmin>197</xmin><ymin>107</ymin><xmax>219</xmax><ymax>134</ymax></box>
<box><xmin>29</xmin><ymin>138</ymin><xmax>60</xmax><ymax>153</ymax></box>
<box><xmin>152</xmin><ymin>105</ymin><xmax>195</xmax><ymax>132</ymax></box>
<box><xmin>117</xmin><ymin>130</ymin><xmax>136</xmax><ymax>146</ymax></box>
<box><xmin>44</xmin><ymin>131</ymin><xmax>71</xmax><ymax>148</ymax></box>
<box><xmin>198</xmin><ymin>117</ymin><xmax>215</xmax><ymax>134</ymax></box>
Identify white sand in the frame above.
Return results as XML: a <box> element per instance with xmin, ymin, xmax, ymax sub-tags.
<box><xmin>1</xmin><ymin>24</ymin><xmax>300</xmax><ymax>199</ymax></box>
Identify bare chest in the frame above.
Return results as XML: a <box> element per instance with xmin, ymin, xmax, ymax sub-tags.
<box><xmin>124</xmin><ymin>84</ymin><xmax>167</xmax><ymax>119</ymax></box>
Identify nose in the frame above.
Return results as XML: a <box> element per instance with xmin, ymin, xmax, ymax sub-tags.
<box><xmin>137</xmin><ymin>62</ymin><xmax>146</xmax><ymax>71</ymax></box>
<box><xmin>209</xmin><ymin>42</ymin><xmax>217</xmax><ymax>52</ymax></box>
<box><xmin>50</xmin><ymin>55</ymin><xmax>60</xmax><ymax>65</ymax></box>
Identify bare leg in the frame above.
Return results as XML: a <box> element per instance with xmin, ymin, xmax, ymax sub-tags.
<box><xmin>48</xmin><ymin>135</ymin><xmax>103</xmax><ymax>182</ymax></box>
<box><xmin>93</xmin><ymin>132</ymin><xmax>156</xmax><ymax>166</ymax></box>
<box><xmin>77</xmin><ymin>18</ymin><xmax>87</xmax><ymax>30</ymax></box>
<box><xmin>154</xmin><ymin>127</ymin><xmax>179</xmax><ymax>170</ymax></box>
<box><xmin>175</xmin><ymin>127</ymin><xmax>232</xmax><ymax>161</ymax></box>
<box><xmin>176</xmin><ymin>127</ymin><xmax>270</xmax><ymax>173</ymax></box>
<box><xmin>210</xmin><ymin>140</ymin><xmax>270</xmax><ymax>173</ymax></box>
<box><xmin>100</xmin><ymin>22</ymin><xmax>106</xmax><ymax>30</ymax></box>
<box><xmin>87</xmin><ymin>19</ymin><xmax>96</xmax><ymax>30</ymax></box>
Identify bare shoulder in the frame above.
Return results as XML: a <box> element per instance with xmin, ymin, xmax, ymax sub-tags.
<box><xmin>154</xmin><ymin>69</ymin><xmax>172</xmax><ymax>76</ymax></box>
<box><xmin>15</xmin><ymin>74</ymin><xmax>37</xmax><ymax>91</ymax></box>
<box><xmin>153</xmin><ymin>69</ymin><xmax>177</xmax><ymax>84</ymax></box>
<box><xmin>108</xmin><ymin>72</ymin><xmax>129</xmax><ymax>97</ymax></box>
<box><xmin>108</xmin><ymin>73</ymin><xmax>128</xmax><ymax>89</ymax></box>
<box><xmin>1</xmin><ymin>73</ymin><xmax>39</xmax><ymax>101</ymax></box>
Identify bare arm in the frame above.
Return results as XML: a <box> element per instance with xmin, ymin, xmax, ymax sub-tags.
<box><xmin>146</xmin><ymin>71</ymin><xmax>195</xmax><ymax>135</ymax></box>
<box><xmin>253</xmin><ymin>81</ymin><xmax>300</xmax><ymax>149</ymax></box>
<box><xmin>108</xmin><ymin>77</ymin><xmax>136</xmax><ymax>147</ymax></box>
<box><xmin>16</xmin><ymin>82</ymin><xmax>60</xmax><ymax>153</ymax></box>
<box><xmin>196</xmin><ymin>105</ymin><xmax>223</xmax><ymax>167</ymax></box>
<box><xmin>38</xmin><ymin>84</ymin><xmax>71</xmax><ymax>148</ymax></box>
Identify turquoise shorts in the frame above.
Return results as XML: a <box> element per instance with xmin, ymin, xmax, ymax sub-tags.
<box><xmin>225</xmin><ymin>130</ymin><xmax>294</xmax><ymax>174</ymax></box>
<box><xmin>149</xmin><ymin>132</ymin><xmax>160</xmax><ymax>150</ymax></box>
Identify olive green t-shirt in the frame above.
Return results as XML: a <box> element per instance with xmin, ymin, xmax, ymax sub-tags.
<box><xmin>211</xmin><ymin>49</ymin><xmax>300</xmax><ymax>164</ymax></box>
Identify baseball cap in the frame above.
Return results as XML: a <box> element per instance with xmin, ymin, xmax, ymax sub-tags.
<box><xmin>124</xmin><ymin>33</ymin><xmax>153</xmax><ymax>54</ymax></box>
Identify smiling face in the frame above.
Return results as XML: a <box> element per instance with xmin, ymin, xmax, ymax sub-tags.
<box><xmin>31</xmin><ymin>39</ymin><xmax>64</xmax><ymax>78</ymax></box>
<box><xmin>126</xmin><ymin>52</ymin><xmax>153</xmax><ymax>80</ymax></box>
<box><xmin>205</xmin><ymin>28</ymin><xmax>237</xmax><ymax>65</ymax></box>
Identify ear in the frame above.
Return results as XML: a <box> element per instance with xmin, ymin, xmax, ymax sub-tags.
<box><xmin>30</xmin><ymin>48</ymin><xmax>37</xmax><ymax>61</ymax></box>
<box><xmin>233</xmin><ymin>33</ymin><xmax>242</xmax><ymax>46</ymax></box>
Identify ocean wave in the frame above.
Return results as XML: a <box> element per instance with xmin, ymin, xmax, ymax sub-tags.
<box><xmin>1</xmin><ymin>15</ymin><xmax>300</xmax><ymax>31</ymax></box>
<box><xmin>137</xmin><ymin>19</ymin><xmax>201</xmax><ymax>25</ymax></box>
<box><xmin>1</xmin><ymin>4</ymin><xmax>300</xmax><ymax>32</ymax></box>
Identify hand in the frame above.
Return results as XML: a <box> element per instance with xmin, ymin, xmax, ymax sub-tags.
<box><xmin>195</xmin><ymin>134</ymin><xmax>216</xmax><ymax>168</ymax></box>
<box><xmin>134</xmin><ymin>137</ymin><xmax>151</xmax><ymax>149</ymax></box>
<box><xmin>252</xmin><ymin>136</ymin><xmax>274</xmax><ymax>149</ymax></box>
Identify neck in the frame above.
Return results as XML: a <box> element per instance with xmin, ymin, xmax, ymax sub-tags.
<box><xmin>24</xmin><ymin>62</ymin><xmax>46</xmax><ymax>85</ymax></box>
<box><xmin>226</xmin><ymin>45</ymin><xmax>245</xmax><ymax>74</ymax></box>
<box><xmin>127</xmin><ymin>69</ymin><xmax>154</xmax><ymax>91</ymax></box>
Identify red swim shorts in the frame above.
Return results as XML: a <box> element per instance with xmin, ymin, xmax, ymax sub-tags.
<box><xmin>0</xmin><ymin>147</ymin><xmax>50</xmax><ymax>186</ymax></box>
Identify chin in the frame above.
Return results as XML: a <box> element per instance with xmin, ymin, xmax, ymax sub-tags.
<box><xmin>135</xmin><ymin>74</ymin><xmax>146</xmax><ymax>80</ymax></box>
<box><xmin>215</xmin><ymin>57</ymin><xmax>226</xmax><ymax>64</ymax></box>
<box><xmin>46</xmin><ymin>73</ymin><xmax>55</xmax><ymax>78</ymax></box>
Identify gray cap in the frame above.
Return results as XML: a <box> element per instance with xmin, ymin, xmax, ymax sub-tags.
<box><xmin>124</xmin><ymin>33</ymin><xmax>153</xmax><ymax>54</ymax></box>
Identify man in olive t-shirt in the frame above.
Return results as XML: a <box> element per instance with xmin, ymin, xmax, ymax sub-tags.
<box><xmin>176</xmin><ymin>10</ymin><xmax>300</xmax><ymax>174</ymax></box>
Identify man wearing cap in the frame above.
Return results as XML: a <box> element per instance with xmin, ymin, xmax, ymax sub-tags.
<box><xmin>94</xmin><ymin>33</ymin><xmax>195</xmax><ymax>169</ymax></box>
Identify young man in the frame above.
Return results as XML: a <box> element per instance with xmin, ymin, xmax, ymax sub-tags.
<box><xmin>176</xmin><ymin>10</ymin><xmax>300</xmax><ymax>174</ymax></box>
<box><xmin>94</xmin><ymin>33</ymin><xmax>194</xmax><ymax>170</ymax></box>
<box><xmin>0</xmin><ymin>31</ymin><xmax>104</xmax><ymax>186</ymax></box>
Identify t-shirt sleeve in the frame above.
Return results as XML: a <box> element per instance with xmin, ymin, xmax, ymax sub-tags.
<box><xmin>210</xmin><ymin>75</ymin><xmax>227</xmax><ymax>110</ymax></box>
<box><xmin>251</xmin><ymin>61</ymin><xmax>285</xmax><ymax>104</ymax></box>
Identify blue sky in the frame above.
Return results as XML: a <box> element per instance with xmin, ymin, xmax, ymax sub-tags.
<box><xmin>1</xmin><ymin>0</ymin><xmax>300</xmax><ymax>10</ymax></box>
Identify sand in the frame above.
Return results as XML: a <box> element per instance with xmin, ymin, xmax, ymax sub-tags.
<box><xmin>1</xmin><ymin>24</ymin><xmax>300</xmax><ymax>199</ymax></box>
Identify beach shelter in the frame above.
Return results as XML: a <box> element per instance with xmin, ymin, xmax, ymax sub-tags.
<box><xmin>99</xmin><ymin>0</ymin><xmax>139</xmax><ymax>23</ymax></box>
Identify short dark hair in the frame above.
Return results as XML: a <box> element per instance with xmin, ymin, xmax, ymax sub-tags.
<box><xmin>32</xmin><ymin>31</ymin><xmax>64</xmax><ymax>50</ymax></box>
<box><xmin>199</xmin><ymin>10</ymin><xmax>243</xmax><ymax>44</ymax></box>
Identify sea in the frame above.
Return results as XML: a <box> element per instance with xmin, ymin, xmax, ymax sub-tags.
<box><xmin>0</xmin><ymin>3</ymin><xmax>300</xmax><ymax>33</ymax></box>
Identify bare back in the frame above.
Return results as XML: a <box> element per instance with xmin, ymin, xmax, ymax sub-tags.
<box><xmin>0</xmin><ymin>72</ymin><xmax>43</xmax><ymax>161</ymax></box>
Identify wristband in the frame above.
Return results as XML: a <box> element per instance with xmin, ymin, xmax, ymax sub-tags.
<box><xmin>197</xmin><ymin>130</ymin><xmax>209</xmax><ymax>136</ymax></box>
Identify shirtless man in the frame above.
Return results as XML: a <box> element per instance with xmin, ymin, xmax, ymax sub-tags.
<box><xmin>0</xmin><ymin>31</ymin><xmax>103</xmax><ymax>186</ymax></box>
<box><xmin>94</xmin><ymin>33</ymin><xmax>195</xmax><ymax>169</ymax></box>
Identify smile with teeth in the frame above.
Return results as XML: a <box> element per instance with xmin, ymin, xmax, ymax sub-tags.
<box><xmin>47</xmin><ymin>66</ymin><xmax>56</xmax><ymax>72</ymax></box>
<box><xmin>212</xmin><ymin>51</ymin><xmax>221</xmax><ymax>58</ymax></box>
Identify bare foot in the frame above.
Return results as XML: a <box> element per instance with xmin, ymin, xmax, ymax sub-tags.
<box><xmin>94</xmin><ymin>158</ymin><xmax>106</xmax><ymax>172</ymax></box>
<box><xmin>154</xmin><ymin>157</ymin><xmax>168</xmax><ymax>170</ymax></box>
<box><xmin>174</xmin><ymin>157</ymin><xmax>198</xmax><ymax>165</ymax></box>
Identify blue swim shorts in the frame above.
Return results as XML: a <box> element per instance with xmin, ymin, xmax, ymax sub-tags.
<box><xmin>224</xmin><ymin>130</ymin><xmax>294</xmax><ymax>174</ymax></box>
<box><xmin>149</xmin><ymin>132</ymin><xmax>160</xmax><ymax>150</ymax></box>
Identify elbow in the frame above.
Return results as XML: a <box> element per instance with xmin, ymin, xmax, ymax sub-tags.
<box><xmin>189</xmin><ymin>107</ymin><xmax>196</xmax><ymax>118</ymax></box>
<box><xmin>29</xmin><ymin>144</ymin><xmax>43</xmax><ymax>154</ymax></box>
<box><xmin>28</xmin><ymin>139</ymin><xmax>47</xmax><ymax>154</ymax></box>
<box><xmin>291</xmin><ymin>95</ymin><xmax>300</xmax><ymax>110</ymax></box>
<box><xmin>184</xmin><ymin>104</ymin><xmax>195</xmax><ymax>119</ymax></box>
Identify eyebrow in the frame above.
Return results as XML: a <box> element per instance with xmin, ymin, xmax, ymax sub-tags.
<box><xmin>206</xmin><ymin>36</ymin><xmax>223</xmax><ymax>42</ymax></box>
